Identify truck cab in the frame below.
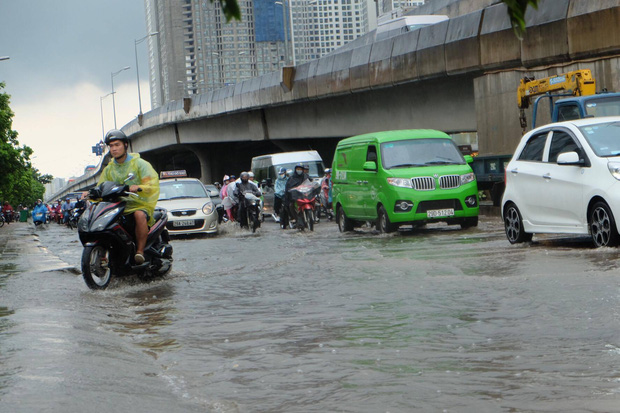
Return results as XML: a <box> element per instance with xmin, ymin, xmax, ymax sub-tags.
<box><xmin>552</xmin><ymin>92</ymin><xmax>620</xmax><ymax>122</ymax></box>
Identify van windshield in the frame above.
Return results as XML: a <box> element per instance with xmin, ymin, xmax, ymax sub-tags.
<box><xmin>273</xmin><ymin>161</ymin><xmax>325</xmax><ymax>179</ymax></box>
<box><xmin>380</xmin><ymin>139</ymin><xmax>465</xmax><ymax>169</ymax></box>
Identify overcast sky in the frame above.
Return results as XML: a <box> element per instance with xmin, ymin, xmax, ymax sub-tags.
<box><xmin>0</xmin><ymin>0</ymin><xmax>150</xmax><ymax>179</ymax></box>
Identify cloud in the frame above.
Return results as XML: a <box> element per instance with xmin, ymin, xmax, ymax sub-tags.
<box><xmin>11</xmin><ymin>80</ymin><xmax>150</xmax><ymax>179</ymax></box>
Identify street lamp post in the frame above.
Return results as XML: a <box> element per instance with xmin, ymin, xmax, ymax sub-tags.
<box><xmin>111</xmin><ymin>66</ymin><xmax>130</xmax><ymax>129</ymax></box>
<box><xmin>134</xmin><ymin>32</ymin><xmax>159</xmax><ymax>122</ymax></box>
<box><xmin>100</xmin><ymin>93</ymin><xmax>114</xmax><ymax>140</ymax></box>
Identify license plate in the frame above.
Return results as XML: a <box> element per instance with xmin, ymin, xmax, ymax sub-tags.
<box><xmin>173</xmin><ymin>219</ymin><xmax>195</xmax><ymax>227</ymax></box>
<box><xmin>427</xmin><ymin>208</ymin><xmax>454</xmax><ymax>218</ymax></box>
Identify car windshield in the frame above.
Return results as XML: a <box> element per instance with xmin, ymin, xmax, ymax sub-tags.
<box><xmin>584</xmin><ymin>96</ymin><xmax>620</xmax><ymax>117</ymax></box>
<box><xmin>579</xmin><ymin>121</ymin><xmax>620</xmax><ymax>157</ymax></box>
<box><xmin>380</xmin><ymin>138</ymin><xmax>465</xmax><ymax>169</ymax></box>
<box><xmin>274</xmin><ymin>161</ymin><xmax>324</xmax><ymax>178</ymax></box>
<box><xmin>158</xmin><ymin>180</ymin><xmax>208</xmax><ymax>200</ymax></box>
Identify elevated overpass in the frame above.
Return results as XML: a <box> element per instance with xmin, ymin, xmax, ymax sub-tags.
<box><xmin>51</xmin><ymin>0</ymin><xmax>620</xmax><ymax>199</ymax></box>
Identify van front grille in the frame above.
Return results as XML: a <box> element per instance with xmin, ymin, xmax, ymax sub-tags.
<box><xmin>411</xmin><ymin>177</ymin><xmax>435</xmax><ymax>191</ymax></box>
<box><xmin>439</xmin><ymin>175</ymin><xmax>461</xmax><ymax>189</ymax></box>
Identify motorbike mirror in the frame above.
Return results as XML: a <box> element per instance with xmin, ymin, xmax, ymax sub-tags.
<box><xmin>124</xmin><ymin>173</ymin><xmax>135</xmax><ymax>182</ymax></box>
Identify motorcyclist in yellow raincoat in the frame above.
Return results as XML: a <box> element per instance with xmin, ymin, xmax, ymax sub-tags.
<box><xmin>98</xmin><ymin>129</ymin><xmax>159</xmax><ymax>265</ymax></box>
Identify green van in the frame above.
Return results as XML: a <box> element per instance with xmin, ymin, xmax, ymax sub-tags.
<box><xmin>332</xmin><ymin>129</ymin><xmax>479</xmax><ymax>233</ymax></box>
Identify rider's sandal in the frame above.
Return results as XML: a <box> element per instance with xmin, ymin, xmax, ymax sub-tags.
<box><xmin>134</xmin><ymin>253</ymin><xmax>145</xmax><ymax>265</ymax></box>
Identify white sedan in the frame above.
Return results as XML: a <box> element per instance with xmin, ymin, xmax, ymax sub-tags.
<box><xmin>157</xmin><ymin>178</ymin><xmax>218</xmax><ymax>235</ymax></box>
<box><xmin>502</xmin><ymin>116</ymin><xmax>620</xmax><ymax>247</ymax></box>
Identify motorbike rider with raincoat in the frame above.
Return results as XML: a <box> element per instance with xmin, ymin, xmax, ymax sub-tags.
<box><xmin>97</xmin><ymin>129</ymin><xmax>159</xmax><ymax>265</ymax></box>
<box><xmin>280</xmin><ymin>163</ymin><xmax>310</xmax><ymax>229</ymax></box>
<box><xmin>32</xmin><ymin>199</ymin><xmax>47</xmax><ymax>225</ymax></box>
<box><xmin>233</xmin><ymin>172</ymin><xmax>262</xmax><ymax>228</ymax></box>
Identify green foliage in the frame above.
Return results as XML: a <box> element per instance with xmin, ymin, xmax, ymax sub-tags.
<box><xmin>0</xmin><ymin>82</ymin><xmax>50</xmax><ymax>208</ymax></box>
<box><xmin>212</xmin><ymin>0</ymin><xmax>241</xmax><ymax>22</ymax></box>
<box><xmin>503</xmin><ymin>0</ymin><xmax>539</xmax><ymax>39</ymax></box>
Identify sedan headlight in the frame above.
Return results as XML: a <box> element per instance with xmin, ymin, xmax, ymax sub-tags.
<box><xmin>387</xmin><ymin>177</ymin><xmax>413</xmax><ymax>188</ymax></box>
<box><xmin>608</xmin><ymin>162</ymin><xmax>620</xmax><ymax>181</ymax></box>
<box><xmin>460</xmin><ymin>172</ymin><xmax>475</xmax><ymax>185</ymax></box>
<box><xmin>202</xmin><ymin>203</ymin><xmax>214</xmax><ymax>215</ymax></box>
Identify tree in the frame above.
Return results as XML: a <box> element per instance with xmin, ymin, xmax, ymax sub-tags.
<box><xmin>0</xmin><ymin>82</ymin><xmax>50</xmax><ymax>208</ymax></box>
<box><xmin>504</xmin><ymin>0</ymin><xmax>539</xmax><ymax>39</ymax></box>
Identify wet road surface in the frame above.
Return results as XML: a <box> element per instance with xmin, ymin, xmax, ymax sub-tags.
<box><xmin>2</xmin><ymin>214</ymin><xmax>620</xmax><ymax>412</ymax></box>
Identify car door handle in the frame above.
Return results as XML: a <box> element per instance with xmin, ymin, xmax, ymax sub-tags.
<box><xmin>510</xmin><ymin>169</ymin><xmax>518</xmax><ymax>174</ymax></box>
<box><xmin>362</xmin><ymin>181</ymin><xmax>368</xmax><ymax>184</ymax></box>
<box><xmin>356</xmin><ymin>180</ymin><xmax>363</xmax><ymax>184</ymax></box>
<box><xmin>542</xmin><ymin>173</ymin><xmax>551</xmax><ymax>180</ymax></box>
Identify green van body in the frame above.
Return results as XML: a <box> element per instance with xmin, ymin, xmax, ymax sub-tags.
<box><xmin>332</xmin><ymin>130</ymin><xmax>479</xmax><ymax>231</ymax></box>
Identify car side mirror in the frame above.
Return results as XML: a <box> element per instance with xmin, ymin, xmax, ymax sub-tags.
<box><xmin>557</xmin><ymin>151</ymin><xmax>583</xmax><ymax>165</ymax></box>
<box><xmin>363</xmin><ymin>161</ymin><xmax>377</xmax><ymax>171</ymax></box>
<box><xmin>463</xmin><ymin>155</ymin><xmax>474</xmax><ymax>164</ymax></box>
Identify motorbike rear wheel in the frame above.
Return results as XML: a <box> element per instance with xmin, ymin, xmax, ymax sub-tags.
<box><xmin>304</xmin><ymin>209</ymin><xmax>314</xmax><ymax>231</ymax></box>
<box><xmin>0</xmin><ymin>216</ymin><xmax>4</xmax><ymax>228</ymax></box>
<box><xmin>81</xmin><ymin>245</ymin><xmax>113</xmax><ymax>290</ymax></box>
<box><xmin>251</xmin><ymin>213</ymin><xmax>260</xmax><ymax>233</ymax></box>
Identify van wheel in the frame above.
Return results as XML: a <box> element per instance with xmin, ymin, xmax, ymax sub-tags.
<box><xmin>337</xmin><ymin>205</ymin><xmax>353</xmax><ymax>232</ymax></box>
<box><xmin>504</xmin><ymin>203</ymin><xmax>532</xmax><ymax>244</ymax></box>
<box><xmin>377</xmin><ymin>206</ymin><xmax>397</xmax><ymax>233</ymax></box>
<box><xmin>590</xmin><ymin>201</ymin><xmax>619</xmax><ymax>247</ymax></box>
<box><xmin>460</xmin><ymin>216</ymin><xmax>478</xmax><ymax>229</ymax></box>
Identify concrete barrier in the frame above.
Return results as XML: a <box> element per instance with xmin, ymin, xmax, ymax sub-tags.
<box><xmin>445</xmin><ymin>9</ymin><xmax>483</xmax><ymax>75</ymax></box>
<box><xmin>390</xmin><ymin>30</ymin><xmax>420</xmax><ymax>85</ymax></box>
<box><xmin>568</xmin><ymin>0</ymin><xmax>620</xmax><ymax>60</ymax></box>
<box><xmin>292</xmin><ymin>62</ymin><xmax>311</xmax><ymax>101</ymax></box>
<box><xmin>479</xmin><ymin>3</ymin><xmax>521</xmax><ymax>70</ymax></box>
<box><xmin>331</xmin><ymin>50</ymin><xmax>353</xmax><ymax>94</ymax></box>
<box><xmin>315</xmin><ymin>54</ymin><xmax>336</xmax><ymax>96</ymax></box>
<box><xmin>521</xmin><ymin>0</ymin><xmax>571</xmax><ymax>67</ymax></box>
<box><xmin>349</xmin><ymin>44</ymin><xmax>372</xmax><ymax>91</ymax></box>
<box><xmin>369</xmin><ymin>37</ymin><xmax>396</xmax><ymax>88</ymax></box>
<box><xmin>306</xmin><ymin>60</ymin><xmax>320</xmax><ymax>99</ymax></box>
<box><xmin>416</xmin><ymin>20</ymin><xmax>449</xmax><ymax>79</ymax></box>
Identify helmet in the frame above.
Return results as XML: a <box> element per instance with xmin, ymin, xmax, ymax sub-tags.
<box><xmin>303</xmin><ymin>164</ymin><xmax>309</xmax><ymax>169</ymax></box>
<box><xmin>223</xmin><ymin>175</ymin><xmax>230</xmax><ymax>181</ymax></box>
<box><xmin>278</xmin><ymin>167</ymin><xmax>286</xmax><ymax>174</ymax></box>
<box><xmin>104</xmin><ymin>129</ymin><xmax>129</xmax><ymax>145</ymax></box>
<box><xmin>294</xmin><ymin>163</ymin><xmax>304</xmax><ymax>170</ymax></box>
<box><xmin>240</xmin><ymin>172</ymin><xmax>249</xmax><ymax>180</ymax></box>
<box><xmin>248</xmin><ymin>171</ymin><xmax>254</xmax><ymax>178</ymax></box>
<box><xmin>325</xmin><ymin>168</ymin><xmax>332</xmax><ymax>174</ymax></box>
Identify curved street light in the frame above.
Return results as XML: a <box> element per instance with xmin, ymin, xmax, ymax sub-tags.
<box><xmin>0</xmin><ymin>56</ymin><xmax>9</xmax><ymax>61</ymax></box>
<box><xmin>111</xmin><ymin>66</ymin><xmax>130</xmax><ymax>128</ymax></box>
<box><xmin>100</xmin><ymin>92</ymin><xmax>114</xmax><ymax>140</ymax></box>
<box><xmin>134</xmin><ymin>32</ymin><xmax>159</xmax><ymax>121</ymax></box>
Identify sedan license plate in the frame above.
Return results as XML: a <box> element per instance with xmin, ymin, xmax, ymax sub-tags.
<box><xmin>427</xmin><ymin>208</ymin><xmax>454</xmax><ymax>218</ymax></box>
<box><xmin>173</xmin><ymin>219</ymin><xmax>195</xmax><ymax>227</ymax></box>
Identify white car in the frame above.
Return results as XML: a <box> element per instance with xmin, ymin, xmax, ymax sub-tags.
<box><xmin>157</xmin><ymin>177</ymin><xmax>217</xmax><ymax>235</ymax></box>
<box><xmin>502</xmin><ymin>116</ymin><xmax>620</xmax><ymax>247</ymax></box>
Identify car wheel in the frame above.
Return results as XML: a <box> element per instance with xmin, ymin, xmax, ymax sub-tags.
<box><xmin>377</xmin><ymin>205</ymin><xmax>397</xmax><ymax>233</ymax></box>
<box><xmin>337</xmin><ymin>205</ymin><xmax>353</xmax><ymax>232</ymax></box>
<box><xmin>590</xmin><ymin>201</ymin><xmax>619</xmax><ymax>247</ymax></box>
<box><xmin>504</xmin><ymin>203</ymin><xmax>532</xmax><ymax>244</ymax></box>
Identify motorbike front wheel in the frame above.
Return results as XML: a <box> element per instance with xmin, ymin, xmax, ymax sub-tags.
<box><xmin>251</xmin><ymin>211</ymin><xmax>260</xmax><ymax>233</ymax></box>
<box><xmin>81</xmin><ymin>245</ymin><xmax>113</xmax><ymax>290</ymax></box>
<box><xmin>304</xmin><ymin>209</ymin><xmax>314</xmax><ymax>231</ymax></box>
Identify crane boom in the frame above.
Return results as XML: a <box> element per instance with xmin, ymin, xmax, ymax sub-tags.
<box><xmin>517</xmin><ymin>69</ymin><xmax>596</xmax><ymax>109</ymax></box>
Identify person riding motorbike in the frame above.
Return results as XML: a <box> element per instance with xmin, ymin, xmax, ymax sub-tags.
<box><xmin>273</xmin><ymin>167</ymin><xmax>288</xmax><ymax>218</ymax></box>
<box><xmin>321</xmin><ymin>168</ymin><xmax>333</xmax><ymax>219</ymax></box>
<box><xmin>32</xmin><ymin>199</ymin><xmax>47</xmax><ymax>225</ymax></box>
<box><xmin>2</xmin><ymin>201</ymin><xmax>13</xmax><ymax>225</ymax></box>
<box><xmin>61</xmin><ymin>197</ymin><xmax>73</xmax><ymax>224</ymax></box>
<box><xmin>281</xmin><ymin>163</ymin><xmax>310</xmax><ymax>229</ymax></box>
<box><xmin>96</xmin><ymin>129</ymin><xmax>159</xmax><ymax>265</ymax></box>
<box><xmin>233</xmin><ymin>172</ymin><xmax>262</xmax><ymax>228</ymax></box>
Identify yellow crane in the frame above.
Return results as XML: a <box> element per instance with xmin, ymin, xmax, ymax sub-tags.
<box><xmin>517</xmin><ymin>69</ymin><xmax>596</xmax><ymax>133</ymax></box>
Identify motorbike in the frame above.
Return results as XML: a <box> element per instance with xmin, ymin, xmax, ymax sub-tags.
<box><xmin>33</xmin><ymin>210</ymin><xmax>47</xmax><ymax>227</ymax></box>
<box><xmin>288</xmin><ymin>180</ymin><xmax>321</xmax><ymax>231</ymax></box>
<box><xmin>67</xmin><ymin>200</ymin><xmax>87</xmax><ymax>230</ymax></box>
<box><xmin>242</xmin><ymin>192</ymin><xmax>261</xmax><ymax>233</ymax></box>
<box><xmin>78</xmin><ymin>174</ymin><xmax>173</xmax><ymax>290</ymax></box>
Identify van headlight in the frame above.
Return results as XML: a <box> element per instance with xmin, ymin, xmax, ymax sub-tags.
<box><xmin>460</xmin><ymin>173</ymin><xmax>475</xmax><ymax>185</ymax></box>
<box><xmin>202</xmin><ymin>203</ymin><xmax>214</xmax><ymax>215</ymax></box>
<box><xmin>387</xmin><ymin>178</ymin><xmax>413</xmax><ymax>188</ymax></box>
<box><xmin>608</xmin><ymin>162</ymin><xmax>620</xmax><ymax>181</ymax></box>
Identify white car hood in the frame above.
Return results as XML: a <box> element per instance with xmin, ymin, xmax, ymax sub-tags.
<box><xmin>157</xmin><ymin>198</ymin><xmax>211</xmax><ymax>212</ymax></box>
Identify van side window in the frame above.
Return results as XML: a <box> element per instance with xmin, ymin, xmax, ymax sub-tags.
<box><xmin>367</xmin><ymin>145</ymin><xmax>377</xmax><ymax>162</ymax></box>
<box><xmin>518</xmin><ymin>132</ymin><xmax>547</xmax><ymax>162</ymax></box>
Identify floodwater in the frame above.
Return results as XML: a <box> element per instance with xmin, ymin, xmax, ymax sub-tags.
<box><xmin>2</xmin><ymin>215</ymin><xmax>620</xmax><ymax>412</ymax></box>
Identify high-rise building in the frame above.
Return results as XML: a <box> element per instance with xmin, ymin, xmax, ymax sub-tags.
<box><xmin>144</xmin><ymin>0</ymin><xmax>289</xmax><ymax>108</ymax></box>
<box><xmin>293</xmin><ymin>0</ymin><xmax>377</xmax><ymax>64</ymax></box>
<box><xmin>144</xmin><ymin>0</ymin><xmax>379</xmax><ymax>108</ymax></box>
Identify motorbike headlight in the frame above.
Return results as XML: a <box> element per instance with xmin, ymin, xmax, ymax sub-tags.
<box><xmin>608</xmin><ymin>162</ymin><xmax>620</xmax><ymax>181</ymax></box>
<box><xmin>102</xmin><ymin>207</ymin><xmax>121</xmax><ymax>220</ymax></box>
<box><xmin>460</xmin><ymin>172</ymin><xmax>475</xmax><ymax>185</ymax></box>
<box><xmin>202</xmin><ymin>203</ymin><xmax>214</xmax><ymax>215</ymax></box>
<box><xmin>387</xmin><ymin>178</ymin><xmax>413</xmax><ymax>188</ymax></box>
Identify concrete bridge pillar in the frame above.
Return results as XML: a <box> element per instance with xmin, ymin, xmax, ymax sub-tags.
<box><xmin>191</xmin><ymin>147</ymin><xmax>214</xmax><ymax>184</ymax></box>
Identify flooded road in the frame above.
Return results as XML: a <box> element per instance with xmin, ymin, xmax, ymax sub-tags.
<box><xmin>2</xmin><ymin>214</ymin><xmax>620</xmax><ymax>412</ymax></box>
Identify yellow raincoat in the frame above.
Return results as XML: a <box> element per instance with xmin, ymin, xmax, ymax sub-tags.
<box><xmin>98</xmin><ymin>153</ymin><xmax>160</xmax><ymax>225</ymax></box>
